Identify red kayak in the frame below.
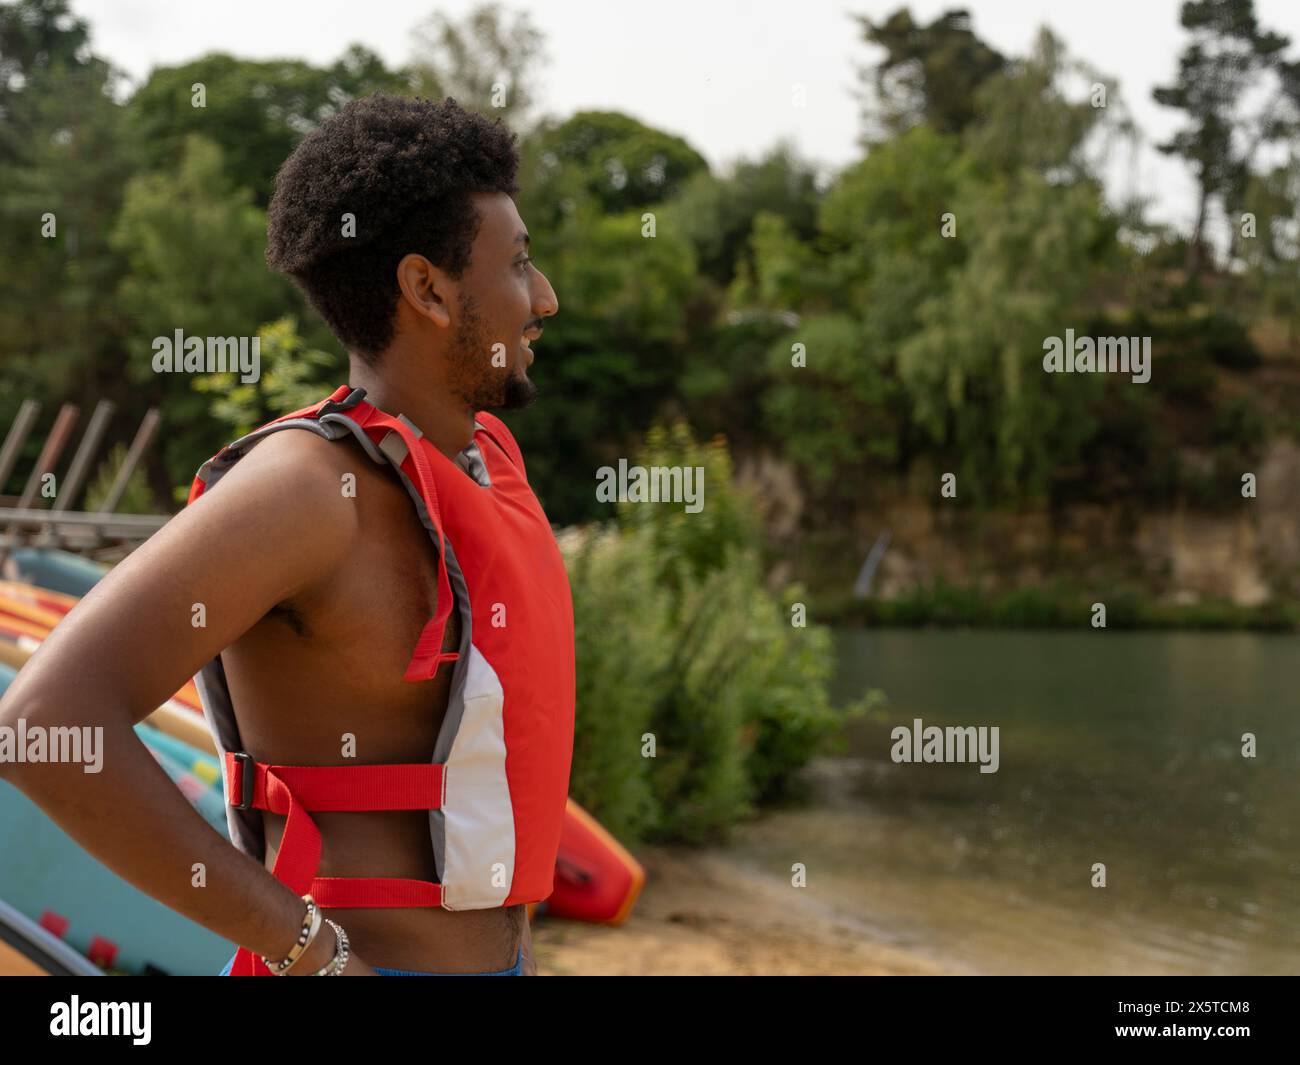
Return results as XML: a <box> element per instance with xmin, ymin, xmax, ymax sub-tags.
<box><xmin>548</xmin><ymin>799</ymin><xmax>645</xmax><ymax>925</ymax></box>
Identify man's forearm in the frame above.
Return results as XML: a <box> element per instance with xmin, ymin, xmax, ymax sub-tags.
<box><xmin>0</xmin><ymin>708</ymin><xmax>305</xmax><ymax>963</ymax></box>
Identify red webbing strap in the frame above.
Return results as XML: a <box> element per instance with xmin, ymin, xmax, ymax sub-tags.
<box><xmin>309</xmin><ymin>878</ymin><xmax>443</xmax><ymax>908</ymax></box>
<box><xmin>233</xmin><ymin>759</ymin><xmax>446</xmax><ymax>813</ymax></box>
<box><xmin>223</xmin><ymin>753</ymin><xmax>445</xmax><ymax>977</ymax></box>
<box><xmin>349</xmin><ymin>403</ymin><xmax>460</xmax><ymax>683</ymax></box>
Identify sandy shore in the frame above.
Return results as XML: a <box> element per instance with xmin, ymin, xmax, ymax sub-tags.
<box><xmin>532</xmin><ymin>844</ymin><xmax>954</xmax><ymax>976</ymax></box>
<box><xmin>0</xmin><ymin>842</ymin><xmax>951</xmax><ymax>976</ymax></box>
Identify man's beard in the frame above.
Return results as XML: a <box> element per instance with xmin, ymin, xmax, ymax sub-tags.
<box><xmin>449</xmin><ymin>293</ymin><xmax>538</xmax><ymax>412</ymax></box>
<box><xmin>499</xmin><ymin>369</ymin><xmax>538</xmax><ymax>411</ymax></box>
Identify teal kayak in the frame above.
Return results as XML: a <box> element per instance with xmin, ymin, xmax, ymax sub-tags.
<box><xmin>135</xmin><ymin>721</ymin><xmax>228</xmax><ymax>834</ymax></box>
<box><xmin>5</xmin><ymin>548</ymin><xmax>108</xmax><ymax>598</ymax></box>
<box><xmin>0</xmin><ymin>661</ymin><xmax>237</xmax><ymax>974</ymax></box>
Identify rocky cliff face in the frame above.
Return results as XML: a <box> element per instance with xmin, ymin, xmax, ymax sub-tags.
<box><xmin>740</xmin><ymin>440</ymin><xmax>1300</xmax><ymax>607</ymax></box>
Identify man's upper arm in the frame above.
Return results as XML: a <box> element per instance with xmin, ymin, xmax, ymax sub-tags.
<box><xmin>1</xmin><ymin>430</ymin><xmax>359</xmax><ymax>729</ymax></box>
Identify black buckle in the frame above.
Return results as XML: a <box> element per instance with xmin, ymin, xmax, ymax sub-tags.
<box><xmin>317</xmin><ymin>387</ymin><xmax>366</xmax><ymax>419</ymax></box>
<box><xmin>230</xmin><ymin>752</ymin><xmax>256</xmax><ymax>810</ymax></box>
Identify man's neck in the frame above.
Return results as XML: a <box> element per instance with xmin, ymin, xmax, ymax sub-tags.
<box><xmin>348</xmin><ymin>357</ymin><xmax>476</xmax><ymax>461</ymax></box>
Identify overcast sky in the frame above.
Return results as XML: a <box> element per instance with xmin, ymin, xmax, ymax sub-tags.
<box><xmin>72</xmin><ymin>0</ymin><xmax>1300</xmax><ymax>231</ymax></box>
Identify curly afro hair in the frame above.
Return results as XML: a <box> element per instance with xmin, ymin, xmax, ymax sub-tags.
<box><xmin>266</xmin><ymin>93</ymin><xmax>520</xmax><ymax>362</ymax></box>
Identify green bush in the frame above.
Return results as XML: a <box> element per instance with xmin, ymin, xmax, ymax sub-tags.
<box><xmin>1195</xmin><ymin>309</ymin><xmax>1262</xmax><ymax>371</ymax></box>
<box><xmin>1152</xmin><ymin>348</ymin><xmax>1217</xmax><ymax>405</ymax></box>
<box><xmin>193</xmin><ymin>316</ymin><xmax>339</xmax><ymax>438</ymax></box>
<box><xmin>1212</xmin><ymin>396</ymin><xmax>1268</xmax><ymax>455</ymax></box>
<box><xmin>820</xmin><ymin>580</ymin><xmax>1300</xmax><ymax>632</ymax></box>
<box><xmin>644</xmin><ymin>558</ymin><xmax>761</xmax><ymax>842</ymax></box>
<box><xmin>82</xmin><ymin>442</ymin><xmax>157</xmax><ymax>514</ymax></box>
<box><xmin>565</xmin><ymin>524</ymin><xmax>670</xmax><ymax>843</ymax></box>
<box><xmin>564</xmin><ymin>423</ymin><xmax>850</xmax><ymax>844</ymax></box>
<box><xmin>739</xmin><ymin>582</ymin><xmax>848</xmax><ymax>804</ymax></box>
<box><xmin>615</xmin><ymin>422</ymin><xmax>758</xmax><ymax>600</ymax></box>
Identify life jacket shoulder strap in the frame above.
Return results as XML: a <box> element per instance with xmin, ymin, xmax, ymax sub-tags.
<box><xmin>338</xmin><ymin>401</ymin><xmax>461</xmax><ymax>683</ymax></box>
<box><xmin>187</xmin><ymin>386</ymin><xmax>458</xmax><ymax>684</ymax></box>
<box><xmin>473</xmin><ymin>411</ymin><xmax>527</xmax><ymax>481</ymax></box>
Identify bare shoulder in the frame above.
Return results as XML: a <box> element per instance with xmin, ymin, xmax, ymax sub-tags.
<box><xmin>188</xmin><ymin>427</ymin><xmax>363</xmax><ymax>566</ymax></box>
<box><xmin>219</xmin><ymin>425</ymin><xmax>366</xmax><ymax>487</ymax></box>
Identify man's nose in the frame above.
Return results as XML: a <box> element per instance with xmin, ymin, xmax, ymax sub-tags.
<box><xmin>533</xmin><ymin>270</ymin><xmax>558</xmax><ymax>319</ymax></box>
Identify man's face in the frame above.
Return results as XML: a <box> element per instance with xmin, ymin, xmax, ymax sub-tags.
<box><xmin>446</xmin><ymin>192</ymin><xmax>558</xmax><ymax>412</ymax></box>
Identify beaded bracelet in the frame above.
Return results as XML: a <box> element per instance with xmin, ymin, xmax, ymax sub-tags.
<box><xmin>273</xmin><ymin>907</ymin><xmax>325</xmax><ymax>975</ymax></box>
<box><xmin>263</xmin><ymin>894</ymin><xmax>321</xmax><ymax>975</ymax></box>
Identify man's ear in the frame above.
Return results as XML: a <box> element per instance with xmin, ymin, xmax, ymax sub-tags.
<box><xmin>395</xmin><ymin>253</ymin><xmax>453</xmax><ymax>329</ymax></box>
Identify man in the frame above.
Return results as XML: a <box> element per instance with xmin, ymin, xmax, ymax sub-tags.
<box><xmin>0</xmin><ymin>94</ymin><xmax>571</xmax><ymax>976</ymax></box>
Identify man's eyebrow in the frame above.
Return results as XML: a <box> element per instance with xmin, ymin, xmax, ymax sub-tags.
<box><xmin>513</xmin><ymin>231</ymin><xmax>530</xmax><ymax>248</ymax></box>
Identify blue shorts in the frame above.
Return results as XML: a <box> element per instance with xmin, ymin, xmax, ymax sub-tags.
<box><xmin>219</xmin><ymin>947</ymin><xmax>524</xmax><ymax>976</ymax></box>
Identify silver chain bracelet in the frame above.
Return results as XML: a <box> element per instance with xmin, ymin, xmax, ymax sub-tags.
<box><xmin>309</xmin><ymin>918</ymin><xmax>349</xmax><ymax>976</ymax></box>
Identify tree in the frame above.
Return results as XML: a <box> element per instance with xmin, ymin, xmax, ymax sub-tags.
<box><xmin>963</xmin><ymin>29</ymin><xmax>1129</xmax><ymax>182</ymax></box>
<box><xmin>1240</xmin><ymin>157</ymin><xmax>1300</xmax><ymax>342</ymax></box>
<box><xmin>520</xmin><ymin>110</ymin><xmax>709</xmax><ymax>223</ymax></box>
<box><xmin>727</xmin><ymin>211</ymin><xmax>821</xmax><ymax>311</ymax></box>
<box><xmin>409</xmin><ymin>2</ymin><xmax>545</xmax><ymax>130</ymax></box>
<box><xmin>664</xmin><ymin>141</ymin><xmax>821</xmax><ymax>286</ymax></box>
<box><xmin>746</xmin><ymin>31</ymin><xmax>1123</xmax><ymax>505</ymax></box>
<box><xmin>897</xmin><ymin>175</ymin><xmax>1111</xmax><ymax>500</ymax></box>
<box><xmin>895</xmin><ymin>32</ymin><xmax>1120</xmax><ymax>500</ymax></box>
<box><xmin>127</xmin><ymin>48</ymin><xmax>410</xmax><ymax>207</ymax></box>
<box><xmin>0</xmin><ymin>47</ymin><xmax>136</xmax><ymax>409</ymax></box>
<box><xmin>110</xmin><ymin>135</ymin><xmax>309</xmax><ymax>489</ymax></box>
<box><xmin>0</xmin><ymin>0</ymin><xmax>91</xmax><ymax>161</ymax></box>
<box><xmin>1153</xmin><ymin>0</ymin><xmax>1297</xmax><ymax>276</ymax></box>
<box><xmin>853</xmin><ymin>6</ymin><xmax>1005</xmax><ymax>142</ymax></box>
<box><xmin>761</xmin><ymin>313</ymin><xmax>903</xmax><ymax>498</ymax></box>
<box><xmin>505</xmin><ymin>200</ymin><xmax>699</xmax><ymax>522</ymax></box>
<box><xmin>811</xmin><ymin>123</ymin><xmax>964</xmax><ymax>321</ymax></box>
<box><xmin>721</xmin><ymin>125</ymin><xmax>961</xmax><ymax>499</ymax></box>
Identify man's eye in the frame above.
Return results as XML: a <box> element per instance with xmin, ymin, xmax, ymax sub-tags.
<box><xmin>516</xmin><ymin>256</ymin><xmax>534</xmax><ymax>270</ymax></box>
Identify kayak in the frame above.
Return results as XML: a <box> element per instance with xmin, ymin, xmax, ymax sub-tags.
<box><xmin>546</xmin><ymin>798</ymin><xmax>645</xmax><ymax>925</ymax></box>
<box><xmin>0</xmin><ymin>662</ymin><xmax>238</xmax><ymax>974</ymax></box>
<box><xmin>0</xmin><ymin>896</ymin><xmax>103</xmax><ymax>976</ymax></box>
<box><xmin>0</xmin><ymin>786</ymin><xmax>238</xmax><ymax>974</ymax></box>
<box><xmin>3</xmin><ymin>547</ymin><xmax>108</xmax><ymax>598</ymax></box>
<box><xmin>0</xmin><ymin>580</ymin><xmax>204</xmax><ymax>711</ymax></box>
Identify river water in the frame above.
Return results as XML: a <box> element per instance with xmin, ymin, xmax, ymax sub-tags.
<box><xmin>725</xmin><ymin>629</ymin><xmax>1300</xmax><ymax>975</ymax></box>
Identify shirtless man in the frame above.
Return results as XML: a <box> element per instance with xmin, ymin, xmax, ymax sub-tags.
<box><xmin>0</xmin><ymin>94</ymin><xmax>562</xmax><ymax>976</ymax></box>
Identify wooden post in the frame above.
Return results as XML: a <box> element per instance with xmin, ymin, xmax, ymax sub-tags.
<box><xmin>52</xmin><ymin>399</ymin><xmax>116</xmax><ymax>513</ymax></box>
<box><xmin>96</xmin><ymin>407</ymin><xmax>160</xmax><ymax>516</ymax></box>
<box><xmin>0</xmin><ymin>399</ymin><xmax>41</xmax><ymax>497</ymax></box>
<box><xmin>1</xmin><ymin>404</ymin><xmax>80</xmax><ymax>559</ymax></box>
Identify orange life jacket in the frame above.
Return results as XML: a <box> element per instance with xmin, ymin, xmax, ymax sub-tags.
<box><xmin>188</xmin><ymin>385</ymin><xmax>575</xmax><ymax>976</ymax></box>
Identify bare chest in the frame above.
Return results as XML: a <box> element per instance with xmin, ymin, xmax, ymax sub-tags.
<box><xmin>221</xmin><ymin>463</ymin><xmax>460</xmax><ymax>766</ymax></box>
